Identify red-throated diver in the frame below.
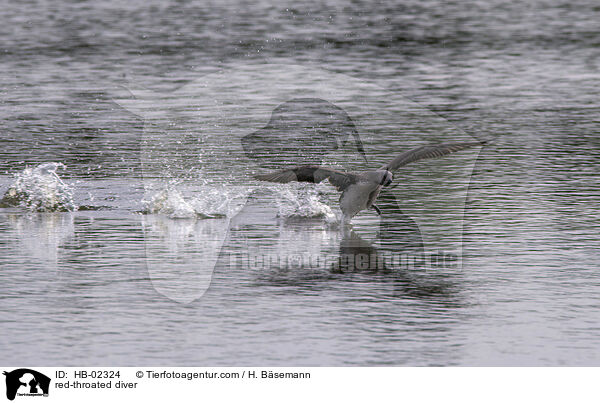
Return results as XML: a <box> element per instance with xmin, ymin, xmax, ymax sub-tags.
<box><xmin>254</xmin><ymin>141</ymin><xmax>484</xmax><ymax>223</ymax></box>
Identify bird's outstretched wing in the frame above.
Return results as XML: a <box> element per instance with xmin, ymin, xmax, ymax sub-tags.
<box><xmin>381</xmin><ymin>141</ymin><xmax>485</xmax><ymax>172</ymax></box>
<box><xmin>255</xmin><ymin>165</ymin><xmax>357</xmax><ymax>191</ymax></box>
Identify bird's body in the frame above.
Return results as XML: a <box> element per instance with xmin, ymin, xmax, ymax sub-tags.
<box><xmin>255</xmin><ymin>141</ymin><xmax>484</xmax><ymax>223</ymax></box>
<box><xmin>339</xmin><ymin>170</ymin><xmax>389</xmax><ymax>221</ymax></box>
<box><xmin>339</xmin><ymin>180</ymin><xmax>377</xmax><ymax>221</ymax></box>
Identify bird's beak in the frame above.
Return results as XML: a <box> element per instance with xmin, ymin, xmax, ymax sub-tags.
<box><xmin>383</xmin><ymin>173</ymin><xmax>393</xmax><ymax>187</ymax></box>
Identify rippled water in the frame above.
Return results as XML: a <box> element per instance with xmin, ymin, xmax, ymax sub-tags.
<box><xmin>1</xmin><ymin>0</ymin><xmax>599</xmax><ymax>366</ymax></box>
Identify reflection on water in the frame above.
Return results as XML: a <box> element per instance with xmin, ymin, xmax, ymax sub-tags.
<box><xmin>0</xmin><ymin>212</ymin><xmax>74</xmax><ymax>291</ymax></box>
<box><xmin>142</xmin><ymin>215</ymin><xmax>227</xmax><ymax>304</ymax></box>
<box><xmin>375</xmin><ymin>188</ymin><xmax>424</xmax><ymax>253</ymax></box>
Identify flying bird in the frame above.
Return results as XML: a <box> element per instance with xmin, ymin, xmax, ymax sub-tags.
<box><xmin>254</xmin><ymin>141</ymin><xmax>485</xmax><ymax>223</ymax></box>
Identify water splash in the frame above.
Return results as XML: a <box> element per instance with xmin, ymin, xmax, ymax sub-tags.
<box><xmin>141</xmin><ymin>185</ymin><xmax>237</xmax><ymax>219</ymax></box>
<box><xmin>276</xmin><ymin>185</ymin><xmax>338</xmax><ymax>224</ymax></box>
<box><xmin>0</xmin><ymin>163</ymin><xmax>77</xmax><ymax>212</ymax></box>
<box><xmin>142</xmin><ymin>187</ymin><xmax>197</xmax><ymax>218</ymax></box>
<box><xmin>142</xmin><ymin>180</ymin><xmax>338</xmax><ymax>225</ymax></box>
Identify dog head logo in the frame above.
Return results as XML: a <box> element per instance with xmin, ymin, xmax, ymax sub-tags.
<box><xmin>3</xmin><ymin>369</ymin><xmax>50</xmax><ymax>400</ymax></box>
<box><xmin>115</xmin><ymin>63</ymin><xmax>482</xmax><ymax>303</ymax></box>
<box><xmin>242</xmin><ymin>97</ymin><xmax>367</xmax><ymax>168</ymax></box>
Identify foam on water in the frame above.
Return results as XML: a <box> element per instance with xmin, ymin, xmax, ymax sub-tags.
<box><xmin>0</xmin><ymin>163</ymin><xmax>77</xmax><ymax>212</ymax></box>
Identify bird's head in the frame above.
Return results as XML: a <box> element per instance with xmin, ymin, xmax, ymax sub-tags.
<box><xmin>379</xmin><ymin>170</ymin><xmax>393</xmax><ymax>187</ymax></box>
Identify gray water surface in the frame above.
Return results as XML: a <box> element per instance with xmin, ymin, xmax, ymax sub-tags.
<box><xmin>1</xmin><ymin>0</ymin><xmax>599</xmax><ymax>366</ymax></box>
